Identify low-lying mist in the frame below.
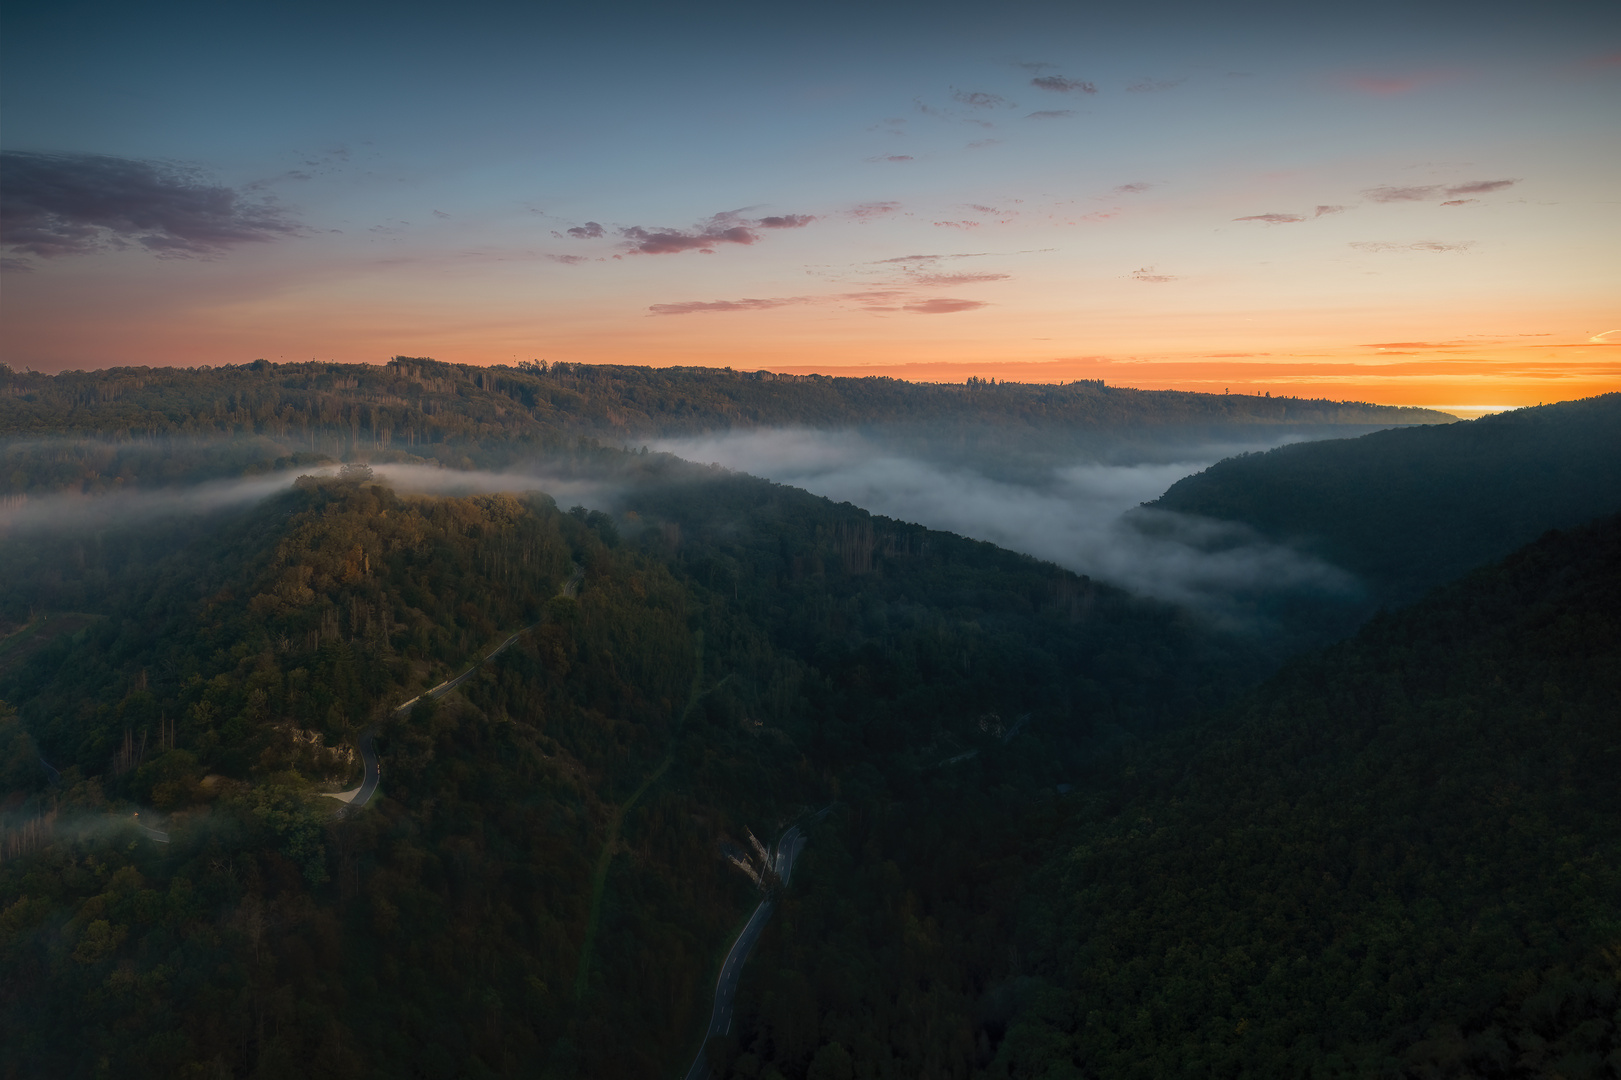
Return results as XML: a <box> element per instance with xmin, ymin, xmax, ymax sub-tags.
<box><xmin>2</xmin><ymin>427</ymin><xmax>1365</xmax><ymax>630</ymax></box>
<box><xmin>652</xmin><ymin>428</ymin><xmax>1360</xmax><ymax>623</ymax></box>
<box><xmin>0</xmin><ymin>464</ymin><xmax>613</xmax><ymax>535</ymax></box>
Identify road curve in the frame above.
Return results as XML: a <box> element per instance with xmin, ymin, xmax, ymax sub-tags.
<box><xmin>683</xmin><ymin>823</ymin><xmax>810</xmax><ymax>1080</ymax></box>
<box><xmin>325</xmin><ymin>566</ymin><xmax>581</xmax><ymax>814</ymax></box>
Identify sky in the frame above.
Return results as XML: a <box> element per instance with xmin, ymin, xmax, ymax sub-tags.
<box><xmin>2</xmin><ymin>0</ymin><xmax>1617</xmax><ymax>411</ymax></box>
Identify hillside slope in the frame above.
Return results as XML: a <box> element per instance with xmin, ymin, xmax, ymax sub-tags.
<box><xmin>1152</xmin><ymin>393</ymin><xmax>1621</xmax><ymax>609</ymax></box>
<box><xmin>1</xmin><ymin>460</ymin><xmax>1251</xmax><ymax>1078</ymax></box>
<box><xmin>992</xmin><ymin>514</ymin><xmax>1621</xmax><ymax>1078</ymax></box>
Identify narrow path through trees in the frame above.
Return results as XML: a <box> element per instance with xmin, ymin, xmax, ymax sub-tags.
<box><xmin>324</xmin><ymin>565</ymin><xmax>583</xmax><ymax>815</ymax></box>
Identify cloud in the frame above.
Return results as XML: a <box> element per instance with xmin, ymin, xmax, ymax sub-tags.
<box><xmin>1026</xmin><ymin>110</ymin><xmax>1074</xmax><ymax>120</ymax></box>
<box><xmin>1234</xmin><ymin>213</ymin><xmax>1306</xmax><ymax>224</ymax></box>
<box><xmin>1347</xmin><ymin>76</ymin><xmax>1427</xmax><ymax>95</ymax></box>
<box><xmin>902</xmin><ymin>298</ymin><xmax>989</xmax><ymax>314</ymax></box>
<box><xmin>1403</xmin><ymin>240</ymin><xmax>1475</xmax><ymax>253</ymax></box>
<box><xmin>1440</xmin><ymin>199</ymin><xmax>1475</xmax><ymax>206</ymax></box>
<box><xmin>933</xmin><ymin>220</ymin><xmax>980</xmax><ymax>229</ymax></box>
<box><xmin>623</xmin><ymin>225</ymin><xmax>754</xmax><ymax>254</ymax></box>
<box><xmin>0</xmin><ymin>150</ymin><xmax>303</xmax><ymax>259</ymax></box>
<box><xmin>566</xmin><ymin>221</ymin><xmax>605</xmax><ymax>239</ymax></box>
<box><xmin>1444</xmin><ymin>179</ymin><xmax>1516</xmax><ymax>196</ymax></box>
<box><xmin>1017</xmin><ymin>61</ymin><xmax>1057</xmax><ymax>73</ymax></box>
<box><xmin>849</xmin><ymin>202</ymin><xmax>901</xmax><ymax>218</ymax></box>
<box><xmin>1131</xmin><ymin>267</ymin><xmax>1177</xmax><ymax>283</ymax></box>
<box><xmin>966</xmin><ymin>138</ymin><xmax>1004</xmax><ymax>149</ymax></box>
<box><xmin>1126</xmin><ymin>79</ymin><xmax>1184</xmax><ymax>92</ymax></box>
<box><xmin>1589</xmin><ymin>330</ymin><xmax>1621</xmax><ymax>343</ymax></box>
<box><xmin>758</xmin><ymin>214</ymin><xmax>816</xmax><ymax>229</ymax></box>
<box><xmin>649</xmin><ymin>297</ymin><xmax>811</xmax><ymax>316</ymax></box>
<box><xmin>909</xmin><ymin>272</ymin><xmax>1010</xmax><ymax>286</ymax></box>
<box><xmin>616</xmin><ymin>209</ymin><xmax>817</xmax><ymax>255</ymax></box>
<box><xmin>1114</xmin><ymin>183</ymin><xmax>1153</xmax><ymax>194</ymax></box>
<box><xmin>547</xmin><ymin>253</ymin><xmax>588</xmax><ymax>265</ymax></box>
<box><xmin>867</xmin><ymin>155</ymin><xmax>915</xmax><ymax>163</ymax></box>
<box><xmin>951</xmin><ymin>89</ymin><xmax>1008</xmax><ymax>108</ymax></box>
<box><xmin>872</xmin><ymin>251</ymin><xmax>992</xmax><ymax>264</ymax></box>
<box><xmin>1031</xmin><ymin>76</ymin><xmax>1096</xmax><ymax>94</ymax></box>
<box><xmin>1350</xmin><ymin>240</ymin><xmax>1474</xmax><ymax>253</ymax></box>
<box><xmin>1362</xmin><ymin>180</ymin><xmax>1514</xmax><ymax>206</ymax></box>
<box><xmin>1314</xmin><ymin>205</ymin><xmax>1346</xmax><ymax>217</ymax></box>
<box><xmin>1</xmin><ymin>256</ymin><xmax>34</xmax><ymax>272</ymax></box>
<box><xmin>646</xmin><ymin>288</ymin><xmax>989</xmax><ymax>317</ymax></box>
<box><xmin>1362</xmin><ymin>341</ymin><xmax>1461</xmax><ymax>349</ymax></box>
<box><xmin>1363</xmin><ymin>185</ymin><xmax>1442</xmax><ymax>202</ymax></box>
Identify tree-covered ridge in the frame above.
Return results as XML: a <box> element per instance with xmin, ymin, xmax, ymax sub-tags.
<box><xmin>1152</xmin><ymin>392</ymin><xmax>1621</xmax><ymax>608</ymax></box>
<box><xmin>0</xmin><ymin>357</ymin><xmax>1444</xmax><ymax>483</ymax></box>
<box><xmin>2</xmin><ymin>456</ymin><xmax>1249</xmax><ymax>1077</ymax></box>
<box><xmin>990</xmin><ymin>514</ymin><xmax>1621</xmax><ymax>1078</ymax></box>
<box><xmin>0</xmin><ymin>480</ymin><xmax>810</xmax><ymax>1077</ymax></box>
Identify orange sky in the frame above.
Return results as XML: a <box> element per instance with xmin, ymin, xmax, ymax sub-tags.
<box><xmin>4</xmin><ymin>2</ymin><xmax>1618</xmax><ymax>415</ymax></box>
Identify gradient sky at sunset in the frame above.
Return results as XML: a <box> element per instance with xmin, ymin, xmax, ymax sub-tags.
<box><xmin>2</xmin><ymin>0</ymin><xmax>1617</xmax><ymax>411</ymax></box>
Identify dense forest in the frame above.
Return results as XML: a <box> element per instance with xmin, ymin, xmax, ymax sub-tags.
<box><xmin>989</xmin><ymin>512</ymin><xmax>1621</xmax><ymax>1078</ymax></box>
<box><xmin>1</xmin><ymin>365</ymin><xmax>1616</xmax><ymax>1079</ymax></box>
<box><xmin>1154</xmin><ymin>393</ymin><xmax>1621</xmax><ymax>609</ymax></box>
<box><xmin>0</xmin><ymin>358</ymin><xmax>1441</xmax><ymax>498</ymax></box>
<box><xmin>0</xmin><ymin>457</ymin><xmax>1246</xmax><ymax>1076</ymax></box>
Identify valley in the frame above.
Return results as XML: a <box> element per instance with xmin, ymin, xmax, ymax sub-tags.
<box><xmin>1</xmin><ymin>361</ymin><xmax>1617</xmax><ymax>1078</ymax></box>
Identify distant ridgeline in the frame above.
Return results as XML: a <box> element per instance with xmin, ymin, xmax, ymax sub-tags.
<box><xmin>0</xmin><ymin>357</ymin><xmax>1446</xmax><ymax>491</ymax></box>
<box><xmin>1153</xmin><ymin>393</ymin><xmax>1621</xmax><ymax>609</ymax></box>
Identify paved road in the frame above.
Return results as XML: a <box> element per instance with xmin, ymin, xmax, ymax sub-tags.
<box><xmin>326</xmin><ymin>566</ymin><xmax>581</xmax><ymax>814</ymax></box>
<box><xmin>683</xmin><ymin>823</ymin><xmax>811</xmax><ymax>1080</ymax></box>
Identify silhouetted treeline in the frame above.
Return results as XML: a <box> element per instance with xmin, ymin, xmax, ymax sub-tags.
<box><xmin>1</xmin><ymin>358</ymin><xmax>1444</xmax><ymax>493</ymax></box>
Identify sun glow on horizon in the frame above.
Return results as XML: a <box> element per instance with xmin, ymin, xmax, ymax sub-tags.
<box><xmin>1</xmin><ymin>0</ymin><xmax>1616</xmax><ymax>410</ymax></box>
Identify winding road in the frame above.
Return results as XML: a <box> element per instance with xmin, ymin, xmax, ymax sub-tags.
<box><xmin>326</xmin><ymin>566</ymin><xmax>582</xmax><ymax>814</ymax></box>
<box><xmin>683</xmin><ymin>816</ymin><xmax>818</xmax><ymax>1080</ymax></box>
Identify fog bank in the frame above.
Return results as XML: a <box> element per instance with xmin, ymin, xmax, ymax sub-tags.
<box><xmin>0</xmin><ymin>464</ymin><xmax>615</xmax><ymax>535</ymax></box>
<box><xmin>652</xmin><ymin>428</ymin><xmax>1358</xmax><ymax>621</ymax></box>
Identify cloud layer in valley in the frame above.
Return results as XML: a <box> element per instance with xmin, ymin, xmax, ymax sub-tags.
<box><xmin>0</xmin><ymin>464</ymin><xmax>613</xmax><ymax>536</ymax></box>
<box><xmin>648</xmin><ymin>428</ymin><xmax>1357</xmax><ymax>624</ymax></box>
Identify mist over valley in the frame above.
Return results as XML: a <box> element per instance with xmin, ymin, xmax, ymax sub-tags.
<box><xmin>652</xmin><ymin>426</ymin><xmax>1361</xmax><ymax>619</ymax></box>
<box><xmin>1</xmin><ymin>363</ymin><xmax>1617</xmax><ymax>1080</ymax></box>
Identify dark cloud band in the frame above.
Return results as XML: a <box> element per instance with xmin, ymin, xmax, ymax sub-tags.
<box><xmin>615</xmin><ymin>210</ymin><xmax>817</xmax><ymax>254</ymax></box>
<box><xmin>1031</xmin><ymin>76</ymin><xmax>1097</xmax><ymax>93</ymax></box>
<box><xmin>0</xmin><ymin>150</ymin><xmax>301</xmax><ymax>259</ymax></box>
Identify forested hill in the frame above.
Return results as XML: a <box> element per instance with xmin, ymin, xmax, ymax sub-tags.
<box><xmin>1152</xmin><ymin>393</ymin><xmax>1621</xmax><ymax>607</ymax></box>
<box><xmin>989</xmin><ymin>512</ymin><xmax>1621</xmax><ymax>1078</ymax></box>
<box><xmin>0</xmin><ymin>357</ymin><xmax>1444</xmax><ymax>452</ymax></box>
<box><xmin>0</xmin><ymin>459</ymin><xmax>1257</xmax><ymax>1077</ymax></box>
